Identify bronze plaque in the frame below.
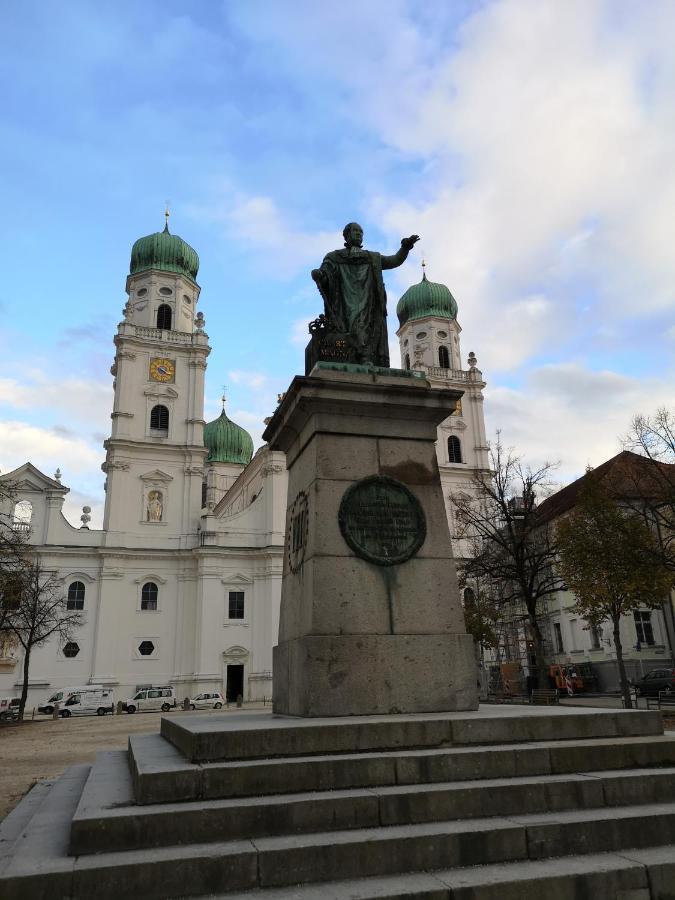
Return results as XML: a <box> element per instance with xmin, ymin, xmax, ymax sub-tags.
<box><xmin>338</xmin><ymin>475</ymin><xmax>426</xmax><ymax>566</ymax></box>
<box><xmin>287</xmin><ymin>491</ymin><xmax>309</xmax><ymax>573</ymax></box>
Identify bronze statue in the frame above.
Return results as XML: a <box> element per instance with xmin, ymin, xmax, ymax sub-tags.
<box><xmin>310</xmin><ymin>223</ymin><xmax>419</xmax><ymax>368</ymax></box>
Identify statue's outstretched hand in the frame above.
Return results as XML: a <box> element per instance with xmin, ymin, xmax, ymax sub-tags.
<box><xmin>401</xmin><ymin>234</ymin><xmax>420</xmax><ymax>251</ymax></box>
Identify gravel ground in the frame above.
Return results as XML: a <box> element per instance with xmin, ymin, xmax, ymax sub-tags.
<box><xmin>0</xmin><ymin>703</ymin><xmax>269</xmax><ymax>822</ymax></box>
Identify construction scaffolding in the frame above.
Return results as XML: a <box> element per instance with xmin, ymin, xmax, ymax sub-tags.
<box><xmin>480</xmin><ymin>594</ymin><xmax>554</xmax><ymax>697</ymax></box>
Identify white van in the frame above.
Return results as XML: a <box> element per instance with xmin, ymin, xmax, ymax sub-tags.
<box><xmin>38</xmin><ymin>684</ymin><xmax>105</xmax><ymax>715</ymax></box>
<box><xmin>122</xmin><ymin>686</ymin><xmax>176</xmax><ymax>714</ymax></box>
<box><xmin>59</xmin><ymin>689</ymin><xmax>115</xmax><ymax>718</ymax></box>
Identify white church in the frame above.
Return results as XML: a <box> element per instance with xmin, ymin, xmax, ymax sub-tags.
<box><xmin>0</xmin><ymin>222</ymin><xmax>488</xmax><ymax>706</ymax></box>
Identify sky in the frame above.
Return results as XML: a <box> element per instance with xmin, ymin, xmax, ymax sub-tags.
<box><xmin>1</xmin><ymin>0</ymin><xmax>674</xmax><ymax>528</ymax></box>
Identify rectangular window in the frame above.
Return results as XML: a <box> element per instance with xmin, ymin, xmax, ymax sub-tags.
<box><xmin>553</xmin><ymin>623</ymin><xmax>564</xmax><ymax>654</ymax></box>
<box><xmin>634</xmin><ymin>611</ymin><xmax>655</xmax><ymax>646</ymax></box>
<box><xmin>228</xmin><ymin>591</ymin><xmax>245</xmax><ymax>620</ymax></box>
<box><xmin>590</xmin><ymin>625</ymin><xmax>602</xmax><ymax>650</ymax></box>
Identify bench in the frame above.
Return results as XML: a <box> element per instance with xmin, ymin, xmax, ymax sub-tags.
<box><xmin>646</xmin><ymin>692</ymin><xmax>675</xmax><ymax>712</ymax></box>
<box><xmin>530</xmin><ymin>689</ymin><xmax>559</xmax><ymax>705</ymax></box>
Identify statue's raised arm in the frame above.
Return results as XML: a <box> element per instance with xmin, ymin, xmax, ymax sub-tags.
<box><xmin>381</xmin><ymin>234</ymin><xmax>420</xmax><ymax>270</ymax></box>
<box><xmin>308</xmin><ymin>223</ymin><xmax>420</xmax><ymax>369</ymax></box>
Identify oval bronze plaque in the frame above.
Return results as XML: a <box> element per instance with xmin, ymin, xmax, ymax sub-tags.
<box><xmin>338</xmin><ymin>475</ymin><xmax>426</xmax><ymax>566</ymax></box>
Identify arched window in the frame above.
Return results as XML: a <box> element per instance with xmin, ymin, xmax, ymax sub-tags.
<box><xmin>156</xmin><ymin>304</ymin><xmax>172</xmax><ymax>330</ymax></box>
<box><xmin>67</xmin><ymin>581</ymin><xmax>85</xmax><ymax>610</ymax></box>
<box><xmin>463</xmin><ymin>587</ymin><xmax>476</xmax><ymax>607</ymax></box>
<box><xmin>141</xmin><ymin>582</ymin><xmax>158</xmax><ymax>611</ymax></box>
<box><xmin>405</xmin><ymin>353</ymin><xmax>411</xmax><ymax>370</ymax></box>
<box><xmin>12</xmin><ymin>500</ymin><xmax>32</xmax><ymax>530</ymax></box>
<box><xmin>150</xmin><ymin>404</ymin><xmax>169</xmax><ymax>431</ymax></box>
<box><xmin>448</xmin><ymin>435</ymin><xmax>463</xmax><ymax>463</ymax></box>
<box><xmin>438</xmin><ymin>345</ymin><xmax>450</xmax><ymax>369</ymax></box>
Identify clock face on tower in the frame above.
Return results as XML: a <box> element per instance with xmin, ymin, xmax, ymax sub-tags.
<box><xmin>149</xmin><ymin>357</ymin><xmax>175</xmax><ymax>383</ymax></box>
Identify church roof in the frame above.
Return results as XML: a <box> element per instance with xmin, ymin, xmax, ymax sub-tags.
<box><xmin>129</xmin><ymin>223</ymin><xmax>199</xmax><ymax>283</ymax></box>
<box><xmin>204</xmin><ymin>409</ymin><xmax>254</xmax><ymax>466</ymax></box>
<box><xmin>396</xmin><ymin>273</ymin><xmax>458</xmax><ymax>326</ymax></box>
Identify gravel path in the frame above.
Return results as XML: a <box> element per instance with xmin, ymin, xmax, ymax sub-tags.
<box><xmin>0</xmin><ymin>704</ymin><xmax>268</xmax><ymax>821</ymax></box>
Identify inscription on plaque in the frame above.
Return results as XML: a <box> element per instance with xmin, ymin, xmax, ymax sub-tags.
<box><xmin>338</xmin><ymin>475</ymin><xmax>426</xmax><ymax>566</ymax></box>
<box><xmin>287</xmin><ymin>491</ymin><xmax>309</xmax><ymax>573</ymax></box>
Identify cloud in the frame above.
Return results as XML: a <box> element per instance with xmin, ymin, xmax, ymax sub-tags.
<box><xmin>189</xmin><ymin>191</ymin><xmax>339</xmax><ymax>278</ymax></box>
<box><xmin>290</xmin><ymin>318</ymin><xmax>310</xmax><ymax>346</ymax></box>
<box><xmin>0</xmin><ymin>373</ymin><xmax>111</xmax><ymax>431</ymax></box>
<box><xmin>228</xmin><ymin>370</ymin><xmax>267</xmax><ymax>390</ymax></box>
<box><xmin>485</xmin><ymin>361</ymin><xmax>675</xmax><ymax>484</ymax></box>
<box><xmin>0</xmin><ymin>420</ymin><xmax>102</xmax><ymax>478</ymax></box>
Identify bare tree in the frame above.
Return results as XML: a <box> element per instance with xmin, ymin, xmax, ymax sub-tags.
<box><xmin>623</xmin><ymin>409</ymin><xmax>675</xmax><ymax>572</ymax></box>
<box><xmin>8</xmin><ymin>560</ymin><xmax>85</xmax><ymax>720</ymax></box>
<box><xmin>0</xmin><ymin>477</ymin><xmax>30</xmax><ymax>653</ymax></box>
<box><xmin>452</xmin><ymin>434</ymin><xmax>563</xmax><ymax>688</ymax></box>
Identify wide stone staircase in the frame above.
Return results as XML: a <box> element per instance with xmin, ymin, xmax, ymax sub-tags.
<box><xmin>2</xmin><ymin>705</ymin><xmax>675</xmax><ymax>898</ymax></box>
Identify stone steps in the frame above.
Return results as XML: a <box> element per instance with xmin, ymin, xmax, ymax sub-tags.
<box><xmin>5</xmin><ymin>790</ymin><xmax>675</xmax><ymax>898</ymax></box>
<box><xmin>130</xmin><ymin>729</ymin><xmax>675</xmax><ymax>804</ymax></box>
<box><xmin>160</xmin><ymin>708</ymin><xmax>663</xmax><ymax>763</ymax></box>
<box><xmin>2</xmin><ymin>707</ymin><xmax>675</xmax><ymax>898</ymax></box>
<box><xmin>73</xmin><ymin>750</ymin><xmax>675</xmax><ymax>854</ymax></box>
<box><xmin>212</xmin><ymin>848</ymin><xmax>675</xmax><ymax>900</ymax></box>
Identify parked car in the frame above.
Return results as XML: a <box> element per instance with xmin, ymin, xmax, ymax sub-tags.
<box><xmin>122</xmin><ymin>686</ymin><xmax>176</xmax><ymax>714</ymax></box>
<box><xmin>0</xmin><ymin>697</ymin><xmax>21</xmax><ymax>721</ymax></box>
<box><xmin>189</xmin><ymin>692</ymin><xmax>224</xmax><ymax>710</ymax></box>
<box><xmin>38</xmin><ymin>684</ymin><xmax>105</xmax><ymax>715</ymax></box>
<box><xmin>59</xmin><ymin>689</ymin><xmax>115</xmax><ymax>718</ymax></box>
<box><xmin>634</xmin><ymin>668</ymin><xmax>675</xmax><ymax>697</ymax></box>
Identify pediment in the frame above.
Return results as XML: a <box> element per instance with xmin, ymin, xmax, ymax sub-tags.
<box><xmin>0</xmin><ymin>463</ymin><xmax>68</xmax><ymax>494</ymax></box>
<box><xmin>144</xmin><ymin>386</ymin><xmax>179</xmax><ymax>399</ymax></box>
<box><xmin>221</xmin><ymin>573</ymin><xmax>254</xmax><ymax>586</ymax></box>
<box><xmin>139</xmin><ymin>469</ymin><xmax>173</xmax><ymax>483</ymax></box>
<box><xmin>223</xmin><ymin>645</ymin><xmax>249</xmax><ymax>658</ymax></box>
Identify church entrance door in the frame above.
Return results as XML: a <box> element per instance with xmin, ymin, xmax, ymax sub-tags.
<box><xmin>226</xmin><ymin>664</ymin><xmax>244</xmax><ymax>703</ymax></box>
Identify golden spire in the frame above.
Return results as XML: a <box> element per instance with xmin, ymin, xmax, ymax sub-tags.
<box><xmin>164</xmin><ymin>201</ymin><xmax>170</xmax><ymax>233</ymax></box>
<box><xmin>221</xmin><ymin>385</ymin><xmax>227</xmax><ymax>412</ymax></box>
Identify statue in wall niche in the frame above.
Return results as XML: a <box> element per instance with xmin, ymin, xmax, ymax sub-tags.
<box><xmin>147</xmin><ymin>490</ymin><xmax>163</xmax><ymax>522</ymax></box>
<box><xmin>309</xmin><ymin>223</ymin><xmax>419</xmax><ymax>368</ymax></box>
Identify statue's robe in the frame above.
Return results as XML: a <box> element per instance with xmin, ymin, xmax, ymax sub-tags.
<box><xmin>318</xmin><ymin>245</ymin><xmax>409</xmax><ymax>367</ymax></box>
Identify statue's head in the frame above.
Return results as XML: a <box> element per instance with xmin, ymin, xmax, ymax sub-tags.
<box><xmin>343</xmin><ymin>222</ymin><xmax>364</xmax><ymax>248</ymax></box>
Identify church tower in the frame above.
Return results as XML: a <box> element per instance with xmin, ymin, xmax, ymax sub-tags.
<box><xmin>102</xmin><ymin>217</ymin><xmax>210</xmax><ymax>542</ymax></box>
<box><xmin>396</xmin><ymin>266</ymin><xmax>489</xmax><ymax>562</ymax></box>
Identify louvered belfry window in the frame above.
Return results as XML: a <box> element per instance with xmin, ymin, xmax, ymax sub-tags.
<box><xmin>150</xmin><ymin>405</ymin><xmax>169</xmax><ymax>431</ymax></box>
<box><xmin>448</xmin><ymin>435</ymin><xmax>463</xmax><ymax>463</ymax></box>
<box><xmin>156</xmin><ymin>304</ymin><xmax>172</xmax><ymax>330</ymax></box>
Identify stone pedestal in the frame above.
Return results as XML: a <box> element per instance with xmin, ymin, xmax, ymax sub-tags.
<box><xmin>263</xmin><ymin>364</ymin><xmax>478</xmax><ymax>716</ymax></box>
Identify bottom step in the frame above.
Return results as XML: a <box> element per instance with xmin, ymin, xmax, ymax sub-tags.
<box><xmin>210</xmin><ymin>846</ymin><xmax>675</xmax><ymax>900</ymax></box>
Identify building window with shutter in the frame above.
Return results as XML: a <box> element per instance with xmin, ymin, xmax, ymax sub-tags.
<box><xmin>156</xmin><ymin>304</ymin><xmax>172</xmax><ymax>330</ymax></box>
<box><xmin>448</xmin><ymin>435</ymin><xmax>463</xmax><ymax>463</ymax></box>
<box><xmin>150</xmin><ymin>404</ymin><xmax>169</xmax><ymax>432</ymax></box>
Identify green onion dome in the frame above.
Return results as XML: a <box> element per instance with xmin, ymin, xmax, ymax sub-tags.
<box><xmin>396</xmin><ymin>273</ymin><xmax>458</xmax><ymax>327</ymax></box>
<box><xmin>203</xmin><ymin>408</ymin><xmax>254</xmax><ymax>465</ymax></box>
<box><xmin>130</xmin><ymin>223</ymin><xmax>199</xmax><ymax>283</ymax></box>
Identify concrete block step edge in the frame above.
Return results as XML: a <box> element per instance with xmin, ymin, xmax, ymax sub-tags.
<box><xmin>128</xmin><ymin>730</ymin><xmax>675</xmax><ymax>804</ymax></box>
<box><xmin>69</xmin><ymin>767</ymin><xmax>675</xmax><ymax>856</ymax></box>
<box><xmin>201</xmin><ymin>846</ymin><xmax>675</xmax><ymax>900</ymax></box>
<box><xmin>159</xmin><ymin>709</ymin><xmax>664</xmax><ymax>763</ymax></box>
<box><xmin>5</xmin><ymin>782</ymin><xmax>675</xmax><ymax>895</ymax></box>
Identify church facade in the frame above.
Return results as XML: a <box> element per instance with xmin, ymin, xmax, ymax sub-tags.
<box><xmin>0</xmin><ymin>225</ymin><xmax>486</xmax><ymax>707</ymax></box>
